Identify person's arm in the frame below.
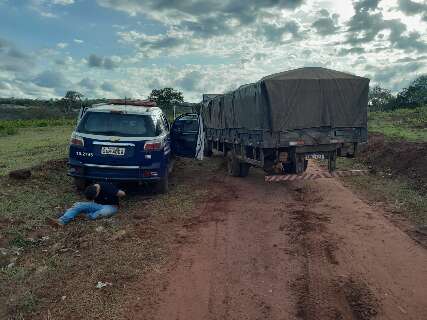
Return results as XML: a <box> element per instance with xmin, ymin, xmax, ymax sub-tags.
<box><xmin>117</xmin><ymin>190</ymin><xmax>126</xmax><ymax>197</ymax></box>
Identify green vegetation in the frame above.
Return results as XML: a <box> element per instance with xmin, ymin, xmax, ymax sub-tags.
<box><xmin>368</xmin><ymin>106</ymin><xmax>427</xmax><ymax>142</ymax></box>
<box><xmin>0</xmin><ymin>92</ymin><xmax>106</xmax><ymax>118</ymax></box>
<box><xmin>0</xmin><ymin>118</ymin><xmax>75</xmax><ymax>137</ymax></box>
<box><xmin>338</xmin><ymin>158</ymin><xmax>427</xmax><ymax>225</ymax></box>
<box><xmin>0</xmin><ymin>125</ymin><xmax>73</xmax><ymax>175</ymax></box>
<box><xmin>342</xmin><ymin>106</ymin><xmax>427</xmax><ymax>225</ymax></box>
<box><xmin>369</xmin><ymin>75</ymin><xmax>427</xmax><ymax>111</ymax></box>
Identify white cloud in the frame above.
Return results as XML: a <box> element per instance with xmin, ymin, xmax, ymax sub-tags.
<box><xmin>29</xmin><ymin>0</ymin><xmax>75</xmax><ymax>18</ymax></box>
<box><xmin>56</xmin><ymin>42</ymin><xmax>68</xmax><ymax>49</ymax></box>
<box><xmin>51</xmin><ymin>0</ymin><xmax>74</xmax><ymax>5</ymax></box>
<box><xmin>2</xmin><ymin>0</ymin><xmax>427</xmax><ymax>100</ymax></box>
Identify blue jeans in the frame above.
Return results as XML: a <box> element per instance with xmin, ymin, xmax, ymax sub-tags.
<box><xmin>59</xmin><ymin>202</ymin><xmax>118</xmax><ymax>224</ymax></box>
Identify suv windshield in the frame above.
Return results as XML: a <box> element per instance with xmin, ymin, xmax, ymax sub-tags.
<box><xmin>77</xmin><ymin>112</ymin><xmax>156</xmax><ymax>137</ymax></box>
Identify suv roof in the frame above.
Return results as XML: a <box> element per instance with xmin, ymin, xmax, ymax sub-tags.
<box><xmin>89</xmin><ymin>103</ymin><xmax>163</xmax><ymax>116</ymax></box>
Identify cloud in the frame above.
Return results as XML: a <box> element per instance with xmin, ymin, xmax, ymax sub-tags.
<box><xmin>312</xmin><ymin>10</ymin><xmax>339</xmax><ymax>36</ymax></box>
<box><xmin>97</xmin><ymin>0</ymin><xmax>306</xmax><ymax>40</ymax></box>
<box><xmin>88</xmin><ymin>54</ymin><xmax>103</xmax><ymax>67</ymax></box>
<box><xmin>337</xmin><ymin>47</ymin><xmax>365</xmax><ymax>56</ymax></box>
<box><xmin>31</xmin><ymin>70</ymin><xmax>73</xmax><ymax>96</ymax></box>
<box><xmin>388</xmin><ymin>19</ymin><xmax>427</xmax><ymax>52</ymax></box>
<box><xmin>180</xmin><ymin>16</ymin><xmax>233</xmax><ymax>38</ymax></box>
<box><xmin>346</xmin><ymin>0</ymin><xmax>385</xmax><ymax>44</ymax></box>
<box><xmin>51</xmin><ymin>0</ymin><xmax>74</xmax><ymax>4</ymax></box>
<box><xmin>97</xmin><ymin>0</ymin><xmax>305</xmax><ymax>21</ymax></box>
<box><xmin>345</xmin><ymin>0</ymin><xmax>427</xmax><ymax>53</ymax></box>
<box><xmin>57</xmin><ymin>42</ymin><xmax>68</xmax><ymax>49</ymax></box>
<box><xmin>258</xmin><ymin>21</ymin><xmax>303</xmax><ymax>42</ymax></box>
<box><xmin>366</xmin><ymin>61</ymin><xmax>424</xmax><ymax>91</ymax></box>
<box><xmin>176</xmin><ymin>71</ymin><xmax>203</xmax><ymax>91</ymax></box>
<box><xmin>87</xmin><ymin>54</ymin><xmax>118</xmax><ymax>69</ymax></box>
<box><xmin>54</xmin><ymin>56</ymin><xmax>73</xmax><ymax>65</ymax></box>
<box><xmin>101</xmin><ymin>81</ymin><xmax>116</xmax><ymax>92</ymax></box>
<box><xmin>0</xmin><ymin>37</ymin><xmax>34</xmax><ymax>72</ymax></box>
<box><xmin>74</xmin><ymin>39</ymin><xmax>84</xmax><ymax>44</ymax></box>
<box><xmin>398</xmin><ymin>0</ymin><xmax>427</xmax><ymax>21</ymax></box>
<box><xmin>79</xmin><ymin>77</ymin><xmax>98</xmax><ymax>90</ymax></box>
<box><xmin>29</xmin><ymin>0</ymin><xmax>75</xmax><ymax>18</ymax></box>
<box><xmin>117</xmin><ymin>31</ymin><xmax>194</xmax><ymax>58</ymax></box>
<box><xmin>33</xmin><ymin>70</ymin><xmax>69</xmax><ymax>88</ymax></box>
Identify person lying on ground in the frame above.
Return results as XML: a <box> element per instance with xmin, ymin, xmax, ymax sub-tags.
<box><xmin>50</xmin><ymin>182</ymin><xmax>126</xmax><ymax>226</ymax></box>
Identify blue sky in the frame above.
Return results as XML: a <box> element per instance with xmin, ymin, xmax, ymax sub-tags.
<box><xmin>0</xmin><ymin>0</ymin><xmax>426</xmax><ymax>101</ymax></box>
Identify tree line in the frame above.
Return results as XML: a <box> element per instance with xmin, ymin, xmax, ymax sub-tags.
<box><xmin>0</xmin><ymin>88</ymin><xmax>184</xmax><ymax>115</ymax></box>
<box><xmin>369</xmin><ymin>75</ymin><xmax>427</xmax><ymax>112</ymax></box>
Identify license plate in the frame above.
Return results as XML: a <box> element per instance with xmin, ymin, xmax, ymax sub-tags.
<box><xmin>101</xmin><ymin>146</ymin><xmax>125</xmax><ymax>156</ymax></box>
<box><xmin>305</xmin><ymin>153</ymin><xmax>325</xmax><ymax>160</ymax></box>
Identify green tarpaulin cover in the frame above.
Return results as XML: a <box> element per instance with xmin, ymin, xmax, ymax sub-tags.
<box><xmin>201</xmin><ymin>67</ymin><xmax>369</xmax><ymax>131</ymax></box>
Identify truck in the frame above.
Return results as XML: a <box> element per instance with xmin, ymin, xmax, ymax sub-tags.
<box><xmin>171</xmin><ymin>67</ymin><xmax>369</xmax><ymax>176</ymax></box>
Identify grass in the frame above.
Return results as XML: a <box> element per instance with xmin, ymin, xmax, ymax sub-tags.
<box><xmin>0</xmin><ymin>146</ymin><xmax>221</xmax><ymax>319</ymax></box>
<box><xmin>368</xmin><ymin>106</ymin><xmax>427</xmax><ymax>142</ymax></box>
<box><xmin>338</xmin><ymin>158</ymin><xmax>427</xmax><ymax>225</ymax></box>
<box><xmin>0</xmin><ymin>125</ymin><xmax>74</xmax><ymax>175</ymax></box>
<box><xmin>0</xmin><ymin>110</ymin><xmax>217</xmax><ymax>319</ymax></box>
<box><xmin>0</xmin><ymin>118</ymin><xmax>75</xmax><ymax>137</ymax></box>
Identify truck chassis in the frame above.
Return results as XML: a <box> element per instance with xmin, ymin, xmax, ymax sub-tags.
<box><xmin>204</xmin><ymin>126</ymin><xmax>367</xmax><ymax>177</ymax></box>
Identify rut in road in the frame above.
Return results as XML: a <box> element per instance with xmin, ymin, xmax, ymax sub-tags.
<box><xmin>132</xmin><ymin>166</ymin><xmax>427</xmax><ymax>320</ymax></box>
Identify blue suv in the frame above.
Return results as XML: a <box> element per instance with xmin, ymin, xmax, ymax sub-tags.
<box><xmin>68</xmin><ymin>101</ymin><xmax>175</xmax><ymax>193</ymax></box>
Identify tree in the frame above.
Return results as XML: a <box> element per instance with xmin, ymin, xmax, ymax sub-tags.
<box><xmin>148</xmin><ymin>88</ymin><xmax>184</xmax><ymax>113</ymax></box>
<box><xmin>63</xmin><ymin>90</ymin><xmax>84</xmax><ymax>113</ymax></box>
<box><xmin>395</xmin><ymin>75</ymin><xmax>427</xmax><ymax>108</ymax></box>
<box><xmin>368</xmin><ymin>85</ymin><xmax>394</xmax><ymax>111</ymax></box>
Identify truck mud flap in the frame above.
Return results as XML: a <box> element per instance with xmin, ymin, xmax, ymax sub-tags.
<box><xmin>265</xmin><ymin>170</ymin><xmax>369</xmax><ymax>182</ymax></box>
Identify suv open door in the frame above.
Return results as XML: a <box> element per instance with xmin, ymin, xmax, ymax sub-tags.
<box><xmin>171</xmin><ymin>113</ymin><xmax>200</xmax><ymax>158</ymax></box>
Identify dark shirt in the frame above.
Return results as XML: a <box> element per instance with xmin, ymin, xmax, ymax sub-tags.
<box><xmin>95</xmin><ymin>182</ymin><xmax>119</xmax><ymax>206</ymax></box>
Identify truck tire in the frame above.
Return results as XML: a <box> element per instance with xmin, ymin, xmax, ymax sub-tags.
<box><xmin>73</xmin><ymin>177</ymin><xmax>87</xmax><ymax>191</ymax></box>
<box><xmin>204</xmin><ymin>140</ymin><xmax>213</xmax><ymax>157</ymax></box>
<box><xmin>155</xmin><ymin>171</ymin><xmax>169</xmax><ymax>194</ymax></box>
<box><xmin>227</xmin><ymin>152</ymin><xmax>241</xmax><ymax>177</ymax></box>
<box><xmin>240</xmin><ymin>163</ymin><xmax>250</xmax><ymax>177</ymax></box>
<box><xmin>287</xmin><ymin>159</ymin><xmax>308</xmax><ymax>174</ymax></box>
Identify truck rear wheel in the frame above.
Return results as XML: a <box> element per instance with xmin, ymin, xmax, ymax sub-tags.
<box><xmin>240</xmin><ymin>163</ymin><xmax>250</xmax><ymax>177</ymax></box>
<box><xmin>227</xmin><ymin>152</ymin><xmax>250</xmax><ymax>177</ymax></box>
<box><xmin>204</xmin><ymin>140</ymin><xmax>213</xmax><ymax>157</ymax></box>
<box><xmin>227</xmin><ymin>152</ymin><xmax>241</xmax><ymax>177</ymax></box>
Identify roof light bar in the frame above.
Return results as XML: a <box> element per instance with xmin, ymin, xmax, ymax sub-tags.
<box><xmin>108</xmin><ymin>99</ymin><xmax>157</xmax><ymax>107</ymax></box>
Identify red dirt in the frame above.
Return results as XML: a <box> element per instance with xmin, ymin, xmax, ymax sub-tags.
<box><xmin>359</xmin><ymin>133</ymin><xmax>427</xmax><ymax>192</ymax></box>
<box><xmin>126</xmin><ymin>162</ymin><xmax>427</xmax><ymax>320</ymax></box>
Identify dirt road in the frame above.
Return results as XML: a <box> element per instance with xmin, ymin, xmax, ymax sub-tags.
<box><xmin>135</xmin><ymin>164</ymin><xmax>427</xmax><ymax>320</ymax></box>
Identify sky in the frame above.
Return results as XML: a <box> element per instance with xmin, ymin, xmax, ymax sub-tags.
<box><xmin>0</xmin><ymin>0</ymin><xmax>426</xmax><ymax>102</ymax></box>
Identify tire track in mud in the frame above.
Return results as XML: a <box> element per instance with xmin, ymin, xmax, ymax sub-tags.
<box><xmin>287</xmin><ymin>183</ymin><xmax>379</xmax><ymax>320</ymax></box>
<box><xmin>142</xmin><ymin>164</ymin><xmax>427</xmax><ymax>320</ymax></box>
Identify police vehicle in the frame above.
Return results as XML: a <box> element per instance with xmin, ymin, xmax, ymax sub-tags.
<box><xmin>68</xmin><ymin>100</ymin><xmax>187</xmax><ymax>193</ymax></box>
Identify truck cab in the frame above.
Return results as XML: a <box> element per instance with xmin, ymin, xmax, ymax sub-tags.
<box><xmin>68</xmin><ymin>101</ymin><xmax>171</xmax><ymax>193</ymax></box>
